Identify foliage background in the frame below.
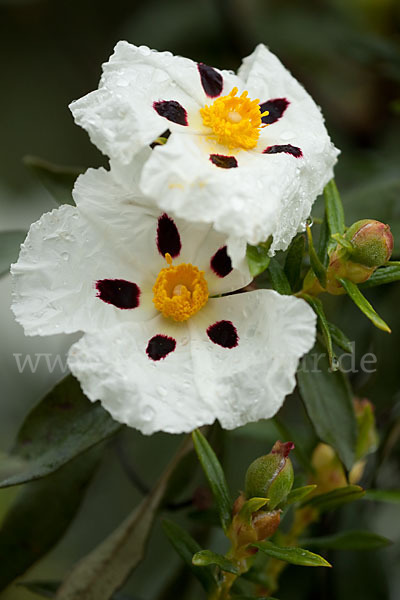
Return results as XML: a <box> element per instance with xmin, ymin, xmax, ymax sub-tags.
<box><xmin>0</xmin><ymin>0</ymin><xmax>399</xmax><ymax>598</ymax></box>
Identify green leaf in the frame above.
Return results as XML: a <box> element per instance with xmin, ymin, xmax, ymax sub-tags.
<box><xmin>327</xmin><ymin>321</ymin><xmax>353</xmax><ymax>353</ymax></box>
<box><xmin>18</xmin><ymin>581</ymin><xmax>59</xmax><ymax>599</ymax></box>
<box><xmin>284</xmin><ymin>235</ymin><xmax>305</xmax><ymax>291</ymax></box>
<box><xmin>302</xmin><ymin>485</ymin><xmax>365</xmax><ymax>513</ymax></box>
<box><xmin>317</xmin><ymin>215</ymin><xmax>331</xmax><ymax>266</ymax></box>
<box><xmin>324</xmin><ymin>179</ymin><xmax>345</xmax><ymax>237</ymax></box>
<box><xmin>0</xmin><ymin>230</ymin><xmax>26</xmax><ymax>277</ymax></box>
<box><xmin>163</xmin><ymin>520</ymin><xmax>217</xmax><ymax>593</ymax></box>
<box><xmin>339</xmin><ymin>278</ymin><xmax>391</xmax><ymax>333</ymax></box>
<box><xmin>297</xmin><ymin>341</ymin><xmax>357</xmax><ymax>470</ymax></box>
<box><xmin>18</xmin><ymin>581</ymin><xmax>135</xmax><ymax>599</ymax></box>
<box><xmin>253</xmin><ymin>541</ymin><xmax>331</xmax><ymax>568</ymax></box>
<box><xmin>23</xmin><ymin>155</ymin><xmax>84</xmax><ymax>205</ymax></box>
<box><xmin>285</xmin><ymin>485</ymin><xmax>317</xmax><ymax>506</ymax></box>
<box><xmin>192</xmin><ymin>429</ymin><xmax>232</xmax><ymax>533</ymax></box>
<box><xmin>56</xmin><ymin>438</ymin><xmax>193</xmax><ymax>600</ymax></box>
<box><xmin>364</xmin><ymin>489</ymin><xmax>400</xmax><ymax>504</ymax></box>
<box><xmin>231</xmin><ymin>597</ymin><xmax>280</xmax><ymax>600</ymax></box>
<box><xmin>360</xmin><ymin>264</ymin><xmax>400</xmax><ymax>289</ymax></box>
<box><xmin>267</xmin><ymin>259</ymin><xmax>291</xmax><ymax>295</ymax></box>
<box><xmin>239</xmin><ymin>497</ymin><xmax>269</xmax><ymax>523</ymax></box>
<box><xmin>303</xmin><ymin>295</ymin><xmax>337</xmax><ymax>370</ymax></box>
<box><xmin>246</xmin><ymin>239</ymin><xmax>272</xmax><ymax>277</ymax></box>
<box><xmin>0</xmin><ymin>448</ymin><xmax>101</xmax><ymax>592</ymax></box>
<box><xmin>0</xmin><ymin>375</ymin><xmax>121</xmax><ymax>488</ymax></box>
<box><xmin>192</xmin><ymin>550</ymin><xmax>239</xmax><ymax>574</ymax></box>
<box><xmin>306</xmin><ymin>225</ymin><xmax>327</xmax><ymax>288</ymax></box>
<box><xmin>301</xmin><ymin>530</ymin><xmax>391</xmax><ymax>551</ymax></box>
<box><xmin>331</xmin><ymin>233</ymin><xmax>354</xmax><ymax>251</ymax></box>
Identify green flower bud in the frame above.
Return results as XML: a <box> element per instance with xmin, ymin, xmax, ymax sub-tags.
<box><xmin>244</xmin><ymin>441</ymin><xmax>294</xmax><ymax>509</ymax></box>
<box><xmin>345</xmin><ymin>219</ymin><xmax>393</xmax><ymax>268</ymax></box>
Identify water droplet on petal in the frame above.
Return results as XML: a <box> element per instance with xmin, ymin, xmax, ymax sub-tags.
<box><xmin>142</xmin><ymin>405</ymin><xmax>155</xmax><ymax>421</ymax></box>
<box><xmin>61</xmin><ymin>252</ymin><xmax>69</xmax><ymax>261</ymax></box>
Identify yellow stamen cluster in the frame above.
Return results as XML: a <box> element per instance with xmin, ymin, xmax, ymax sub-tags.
<box><xmin>200</xmin><ymin>87</ymin><xmax>268</xmax><ymax>150</ymax></box>
<box><xmin>153</xmin><ymin>253</ymin><xmax>209</xmax><ymax>322</ymax></box>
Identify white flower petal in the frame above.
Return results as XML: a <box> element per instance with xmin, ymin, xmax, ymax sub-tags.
<box><xmin>67</xmin><ymin>316</ymin><xmax>218</xmax><ymax>435</ymax></box>
<box><xmin>11</xmin><ymin>204</ymin><xmax>157</xmax><ymax>336</ymax></box>
<box><xmin>140</xmin><ymin>132</ymin><xmax>334</xmax><ymax>254</ymax></box>
<box><xmin>12</xmin><ymin>166</ymin><xmax>250</xmax><ymax>336</ymax></box>
<box><xmin>67</xmin><ymin>290</ymin><xmax>316</xmax><ymax>434</ymax></box>
<box><xmin>189</xmin><ymin>290</ymin><xmax>317</xmax><ymax>429</ymax></box>
<box><xmin>70</xmin><ymin>41</ymin><xmax>239</xmax><ymax>164</ymax></box>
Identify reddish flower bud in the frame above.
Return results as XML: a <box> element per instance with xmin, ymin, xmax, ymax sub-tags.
<box><xmin>345</xmin><ymin>219</ymin><xmax>393</xmax><ymax>268</ymax></box>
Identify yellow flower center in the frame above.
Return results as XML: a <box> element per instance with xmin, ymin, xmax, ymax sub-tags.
<box><xmin>153</xmin><ymin>253</ymin><xmax>209</xmax><ymax>322</ymax></box>
<box><xmin>200</xmin><ymin>87</ymin><xmax>268</xmax><ymax>150</ymax></box>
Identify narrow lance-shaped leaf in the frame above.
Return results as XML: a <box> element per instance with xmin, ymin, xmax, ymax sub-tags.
<box><xmin>364</xmin><ymin>489</ymin><xmax>400</xmax><ymax>504</ymax></box>
<box><xmin>327</xmin><ymin>321</ymin><xmax>353</xmax><ymax>353</ymax></box>
<box><xmin>297</xmin><ymin>341</ymin><xmax>357</xmax><ymax>470</ymax></box>
<box><xmin>324</xmin><ymin>179</ymin><xmax>345</xmax><ymax>236</ymax></box>
<box><xmin>18</xmin><ymin>582</ymin><xmax>135</xmax><ymax>600</ymax></box>
<box><xmin>284</xmin><ymin>235</ymin><xmax>305</xmax><ymax>291</ymax></box>
<box><xmin>163</xmin><ymin>520</ymin><xmax>217</xmax><ymax>593</ymax></box>
<box><xmin>253</xmin><ymin>540</ymin><xmax>331</xmax><ymax>567</ymax></box>
<box><xmin>56</xmin><ymin>437</ymin><xmax>193</xmax><ymax>600</ymax></box>
<box><xmin>339</xmin><ymin>278</ymin><xmax>391</xmax><ymax>333</ymax></box>
<box><xmin>192</xmin><ymin>550</ymin><xmax>239</xmax><ymax>574</ymax></box>
<box><xmin>0</xmin><ymin>447</ymin><xmax>101</xmax><ymax>592</ymax></box>
<box><xmin>317</xmin><ymin>213</ymin><xmax>331</xmax><ymax>266</ymax></box>
<box><xmin>192</xmin><ymin>429</ymin><xmax>232</xmax><ymax>533</ymax></box>
<box><xmin>267</xmin><ymin>258</ymin><xmax>291</xmax><ymax>295</ymax></box>
<box><xmin>239</xmin><ymin>497</ymin><xmax>269</xmax><ymax>524</ymax></box>
<box><xmin>301</xmin><ymin>530</ymin><xmax>391</xmax><ymax>551</ymax></box>
<box><xmin>360</xmin><ymin>264</ymin><xmax>400</xmax><ymax>289</ymax></box>
<box><xmin>23</xmin><ymin>155</ymin><xmax>84</xmax><ymax>206</ymax></box>
<box><xmin>302</xmin><ymin>485</ymin><xmax>365</xmax><ymax>513</ymax></box>
<box><xmin>0</xmin><ymin>230</ymin><xmax>27</xmax><ymax>278</ymax></box>
<box><xmin>303</xmin><ymin>294</ymin><xmax>337</xmax><ymax>370</ymax></box>
<box><xmin>306</xmin><ymin>225</ymin><xmax>327</xmax><ymax>288</ymax></box>
<box><xmin>0</xmin><ymin>375</ymin><xmax>121</xmax><ymax>488</ymax></box>
<box><xmin>285</xmin><ymin>485</ymin><xmax>317</xmax><ymax>506</ymax></box>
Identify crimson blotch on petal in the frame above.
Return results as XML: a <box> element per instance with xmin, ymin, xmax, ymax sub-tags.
<box><xmin>96</xmin><ymin>279</ymin><xmax>140</xmax><ymax>309</ymax></box>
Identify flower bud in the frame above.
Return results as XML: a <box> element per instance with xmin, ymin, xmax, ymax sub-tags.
<box><xmin>345</xmin><ymin>219</ymin><xmax>393</xmax><ymax>268</ymax></box>
<box><xmin>244</xmin><ymin>441</ymin><xmax>294</xmax><ymax>509</ymax></box>
<box><xmin>311</xmin><ymin>443</ymin><xmax>347</xmax><ymax>493</ymax></box>
<box><xmin>229</xmin><ymin>493</ymin><xmax>281</xmax><ymax>549</ymax></box>
<box><xmin>354</xmin><ymin>398</ymin><xmax>378</xmax><ymax>461</ymax></box>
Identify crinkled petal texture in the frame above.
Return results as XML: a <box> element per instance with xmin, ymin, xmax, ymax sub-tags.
<box><xmin>68</xmin><ymin>291</ymin><xmax>316</xmax><ymax>434</ymax></box>
<box><xmin>70</xmin><ymin>41</ymin><xmax>339</xmax><ymax>256</ymax></box>
<box><xmin>11</xmin><ymin>167</ymin><xmax>251</xmax><ymax>336</ymax></box>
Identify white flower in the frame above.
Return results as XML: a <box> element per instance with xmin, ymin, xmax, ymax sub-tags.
<box><xmin>70</xmin><ymin>41</ymin><xmax>339</xmax><ymax>259</ymax></box>
<box><xmin>11</xmin><ymin>168</ymin><xmax>316</xmax><ymax>435</ymax></box>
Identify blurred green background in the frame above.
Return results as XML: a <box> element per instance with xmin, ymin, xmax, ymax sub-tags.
<box><xmin>0</xmin><ymin>0</ymin><xmax>399</xmax><ymax>598</ymax></box>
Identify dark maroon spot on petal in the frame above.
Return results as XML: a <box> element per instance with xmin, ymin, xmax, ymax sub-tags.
<box><xmin>96</xmin><ymin>279</ymin><xmax>140</xmax><ymax>309</ymax></box>
<box><xmin>146</xmin><ymin>334</ymin><xmax>176</xmax><ymax>361</ymax></box>
<box><xmin>210</xmin><ymin>246</ymin><xmax>233</xmax><ymax>278</ymax></box>
<box><xmin>150</xmin><ymin>129</ymin><xmax>171</xmax><ymax>149</ymax></box>
<box><xmin>263</xmin><ymin>144</ymin><xmax>303</xmax><ymax>158</ymax></box>
<box><xmin>209</xmin><ymin>154</ymin><xmax>238</xmax><ymax>169</ymax></box>
<box><xmin>157</xmin><ymin>213</ymin><xmax>182</xmax><ymax>258</ymax></box>
<box><xmin>198</xmin><ymin>63</ymin><xmax>223</xmax><ymax>97</ymax></box>
<box><xmin>259</xmin><ymin>98</ymin><xmax>289</xmax><ymax>125</ymax></box>
<box><xmin>153</xmin><ymin>100</ymin><xmax>188</xmax><ymax>126</ymax></box>
<box><xmin>207</xmin><ymin>320</ymin><xmax>238</xmax><ymax>348</ymax></box>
